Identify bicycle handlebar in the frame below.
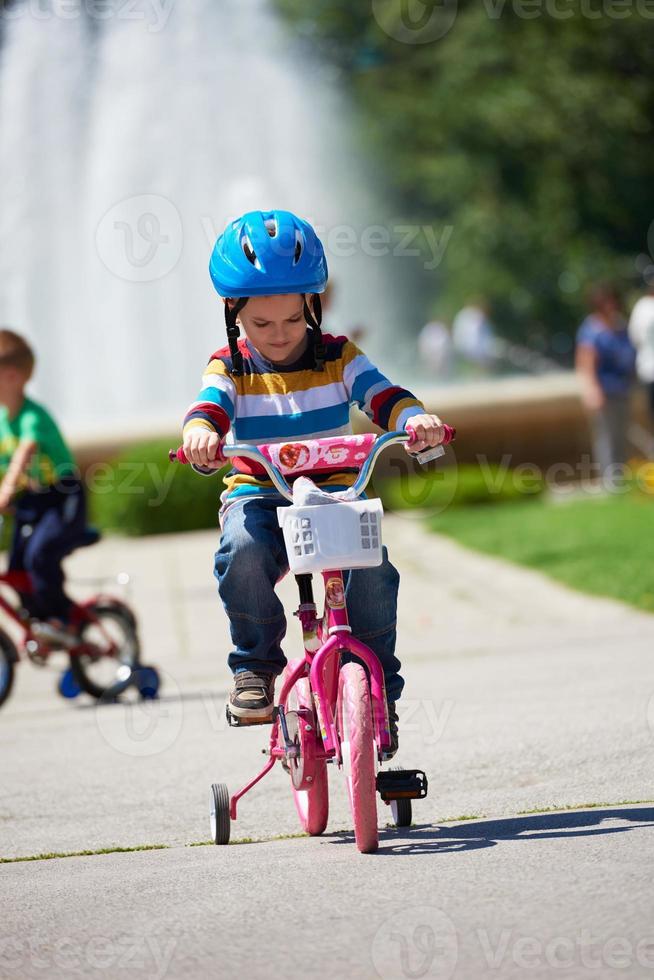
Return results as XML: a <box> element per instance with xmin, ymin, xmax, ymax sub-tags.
<box><xmin>169</xmin><ymin>424</ymin><xmax>456</xmax><ymax>503</ymax></box>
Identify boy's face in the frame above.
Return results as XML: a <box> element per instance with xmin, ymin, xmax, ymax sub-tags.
<box><xmin>233</xmin><ymin>294</ymin><xmax>309</xmax><ymax>366</ymax></box>
<box><xmin>0</xmin><ymin>365</ymin><xmax>27</xmax><ymax>405</ymax></box>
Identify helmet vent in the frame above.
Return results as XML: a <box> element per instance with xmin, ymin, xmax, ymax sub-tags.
<box><xmin>241</xmin><ymin>235</ymin><xmax>259</xmax><ymax>268</ymax></box>
<box><xmin>264</xmin><ymin>218</ymin><xmax>277</xmax><ymax>238</ymax></box>
<box><xmin>293</xmin><ymin>230</ymin><xmax>303</xmax><ymax>265</ymax></box>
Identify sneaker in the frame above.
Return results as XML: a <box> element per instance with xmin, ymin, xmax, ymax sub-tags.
<box><xmin>229</xmin><ymin>671</ymin><xmax>275</xmax><ymax>723</ymax></box>
<box><xmin>385</xmin><ymin>701</ymin><xmax>399</xmax><ymax>760</ymax></box>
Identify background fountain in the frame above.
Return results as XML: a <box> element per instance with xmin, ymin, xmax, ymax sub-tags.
<box><xmin>0</xmin><ymin>0</ymin><xmax>417</xmax><ymax>439</ymax></box>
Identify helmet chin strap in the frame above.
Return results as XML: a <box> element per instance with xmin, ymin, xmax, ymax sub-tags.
<box><xmin>303</xmin><ymin>293</ymin><xmax>325</xmax><ymax>371</ymax></box>
<box><xmin>224</xmin><ymin>298</ymin><xmax>248</xmax><ymax>376</ymax></box>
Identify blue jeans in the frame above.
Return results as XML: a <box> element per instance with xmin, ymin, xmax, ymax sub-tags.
<box><xmin>214</xmin><ymin>494</ymin><xmax>404</xmax><ymax>702</ymax></box>
<box><xmin>9</xmin><ymin>480</ymin><xmax>87</xmax><ymax>620</ymax></box>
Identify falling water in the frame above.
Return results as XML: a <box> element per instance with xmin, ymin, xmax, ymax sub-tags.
<box><xmin>0</xmin><ymin>0</ymin><xmax>416</xmax><ymax>439</ymax></box>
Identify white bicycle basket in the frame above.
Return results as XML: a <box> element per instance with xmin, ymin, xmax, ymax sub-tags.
<box><xmin>277</xmin><ymin>498</ymin><xmax>384</xmax><ymax>574</ymax></box>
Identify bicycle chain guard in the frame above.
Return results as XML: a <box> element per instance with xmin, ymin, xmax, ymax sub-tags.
<box><xmin>283</xmin><ymin>707</ymin><xmax>320</xmax><ymax>791</ymax></box>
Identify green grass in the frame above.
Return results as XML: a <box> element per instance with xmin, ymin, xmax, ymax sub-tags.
<box><xmin>2</xmin><ymin>832</ymin><xmax>311</xmax><ymax>863</ymax></box>
<box><xmin>517</xmin><ymin>800</ymin><xmax>654</xmax><ymax>816</ymax></box>
<box><xmin>0</xmin><ymin>843</ymin><xmax>169</xmax><ymax>864</ymax></box>
<box><xmin>429</xmin><ymin>491</ymin><xmax>654</xmax><ymax>613</ymax></box>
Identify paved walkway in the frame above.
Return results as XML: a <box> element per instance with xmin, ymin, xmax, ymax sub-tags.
<box><xmin>2</xmin><ymin>517</ymin><xmax>654</xmax><ymax>978</ymax></box>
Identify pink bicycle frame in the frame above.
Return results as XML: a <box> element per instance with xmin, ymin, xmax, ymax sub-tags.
<box><xmin>171</xmin><ymin>426</ymin><xmax>457</xmax><ymax>821</ymax></box>
<box><xmin>228</xmin><ymin>571</ymin><xmax>391</xmax><ymax>820</ymax></box>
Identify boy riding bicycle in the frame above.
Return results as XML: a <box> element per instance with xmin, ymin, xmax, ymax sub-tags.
<box><xmin>182</xmin><ymin>210</ymin><xmax>445</xmax><ymax>755</ymax></box>
<box><xmin>0</xmin><ymin>330</ymin><xmax>86</xmax><ymax>642</ymax></box>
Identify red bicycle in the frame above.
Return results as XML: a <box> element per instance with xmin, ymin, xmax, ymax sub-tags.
<box><xmin>0</xmin><ymin>524</ymin><xmax>148</xmax><ymax>709</ymax></box>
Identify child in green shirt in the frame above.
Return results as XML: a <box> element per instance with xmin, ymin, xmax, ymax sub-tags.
<box><xmin>0</xmin><ymin>330</ymin><xmax>86</xmax><ymax>627</ymax></box>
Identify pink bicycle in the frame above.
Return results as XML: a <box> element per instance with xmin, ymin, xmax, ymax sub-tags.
<box><xmin>171</xmin><ymin>424</ymin><xmax>455</xmax><ymax>853</ymax></box>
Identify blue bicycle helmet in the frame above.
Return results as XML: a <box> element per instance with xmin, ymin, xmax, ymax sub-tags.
<box><xmin>209</xmin><ymin>210</ymin><xmax>329</xmax><ymax>374</ymax></box>
<box><xmin>210</xmin><ymin>209</ymin><xmax>328</xmax><ymax>298</ymax></box>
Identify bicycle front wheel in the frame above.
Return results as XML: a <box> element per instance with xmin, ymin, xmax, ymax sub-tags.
<box><xmin>337</xmin><ymin>662</ymin><xmax>378</xmax><ymax>853</ymax></box>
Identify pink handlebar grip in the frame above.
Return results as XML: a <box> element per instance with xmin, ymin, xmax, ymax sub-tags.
<box><xmin>168</xmin><ymin>446</ymin><xmax>225</xmax><ymax>469</ymax></box>
<box><xmin>442</xmin><ymin>423</ymin><xmax>456</xmax><ymax>445</ymax></box>
<box><xmin>406</xmin><ymin>422</ymin><xmax>456</xmax><ymax>447</ymax></box>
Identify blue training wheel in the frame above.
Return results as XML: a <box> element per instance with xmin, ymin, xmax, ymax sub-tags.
<box><xmin>58</xmin><ymin>668</ymin><xmax>82</xmax><ymax>699</ymax></box>
<box><xmin>133</xmin><ymin>666</ymin><xmax>161</xmax><ymax>700</ymax></box>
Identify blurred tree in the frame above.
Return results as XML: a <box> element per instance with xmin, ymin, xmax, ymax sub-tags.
<box><xmin>276</xmin><ymin>0</ymin><xmax>654</xmax><ymax>350</ymax></box>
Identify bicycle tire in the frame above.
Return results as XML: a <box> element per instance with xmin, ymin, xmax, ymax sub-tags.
<box><xmin>337</xmin><ymin>661</ymin><xmax>378</xmax><ymax>853</ymax></box>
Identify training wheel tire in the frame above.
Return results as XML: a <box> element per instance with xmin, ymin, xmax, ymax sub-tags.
<box><xmin>389</xmin><ymin>766</ymin><xmax>413</xmax><ymax>828</ymax></box>
<box><xmin>210</xmin><ymin>783</ymin><xmax>231</xmax><ymax>845</ymax></box>
<box><xmin>134</xmin><ymin>666</ymin><xmax>161</xmax><ymax>700</ymax></box>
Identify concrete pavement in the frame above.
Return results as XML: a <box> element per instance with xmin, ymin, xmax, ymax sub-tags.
<box><xmin>2</xmin><ymin>516</ymin><xmax>654</xmax><ymax>978</ymax></box>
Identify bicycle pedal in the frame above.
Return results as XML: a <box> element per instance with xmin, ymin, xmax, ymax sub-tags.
<box><xmin>376</xmin><ymin>769</ymin><xmax>428</xmax><ymax>801</ymax></box>
<box><xmin>225</xmin><ymin>704</ymin><xmax>276</xmax><ymax>728</ymax></box>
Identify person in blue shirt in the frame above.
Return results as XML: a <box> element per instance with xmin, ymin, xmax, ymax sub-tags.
<box><xmin>575</xmin><ymin>283</ymin><xmax>636</xmax><ymax>481</ymax></box>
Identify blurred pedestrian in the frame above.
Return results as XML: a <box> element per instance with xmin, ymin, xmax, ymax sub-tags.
<box><xmin>628</xmin><ymin>284</ymin><xmax>654</xmax><ymax>423</ymax></box>
<box><xmin>452</xmin><ymin>302</ymin><xmax>496</xmax><ymax>370</ymax></box>
<box><xmin>418</xmin><ymin>320</ymin><xmax>452</xmax><ymax>379</ymax></box>
<box><xmin>575</xmin><ymin>284</ymin><xmax>636</xmax><ymax>481</ymax></box>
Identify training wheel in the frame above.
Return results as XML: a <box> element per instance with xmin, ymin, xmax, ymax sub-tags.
<box><xmin>210</xmin><ymin>783</ymin><xmax>231</xmax><ymax>845</ymax></box>
<box><xmin>390</xmin><ymin>795</ymin><xmax>412</xmax><ymax>828</ymax></box>
<box><xmin>390</xmin><ymin>766</ymin><xmax>412</xmax><ymax>827</ymax></box>
<box><xmin>133</xmin><ymin>666</ymin><xmax>161</xmax><ymax>700</ymax></box>
<box><xmin>57</xmin><ymin>668</ymin><xmax>82</xmax><ymax>700</ymax></box>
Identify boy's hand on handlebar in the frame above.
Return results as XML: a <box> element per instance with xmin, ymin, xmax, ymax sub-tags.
<box><xmin>404</xmin><ymin>414</ymin><xmax>445</xmax><ymax>453</ymax></box>
<box><xmin>182</xmin><ymin>429</ymin><xmax>224</xmax><ymax>469</ymax></box>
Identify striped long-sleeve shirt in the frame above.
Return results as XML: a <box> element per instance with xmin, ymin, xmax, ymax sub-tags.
<box><xmin>183</xmin><ymin>332</ymin><xmax>425</xmax><ymax>501</ymax></box>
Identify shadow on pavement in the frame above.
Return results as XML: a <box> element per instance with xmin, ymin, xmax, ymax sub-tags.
<box><xmin>74</xmin><ymin>689</ymin><xmax>228</xmax><ymax>710</ymax></box>
<box><xmin>327</xmin><ymin>807</ymin><xmax>654</xmax><ymax>855</ymax></box>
